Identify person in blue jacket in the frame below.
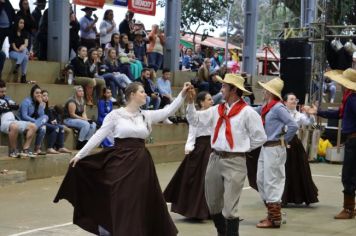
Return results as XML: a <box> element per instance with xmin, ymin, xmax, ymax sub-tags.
<box><xmin>19</xmin><ymin>84</ymin><xmax>48</xmax><ymax>155</ymax></box>
<box><xmin>97</xmin><ymin>87</ymin><xmax>113</xmax><ymax>147</ymax></box>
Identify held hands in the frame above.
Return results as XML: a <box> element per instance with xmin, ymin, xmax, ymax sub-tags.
<box><xmin>69</xmin><ymin>156</ymin><xmax>80</xmax><ymax>167</ymax></box>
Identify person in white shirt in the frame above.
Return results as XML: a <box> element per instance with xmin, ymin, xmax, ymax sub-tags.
<box><xmin>164</xmin><ymin>91</ymin><xmax>213</xmax><ymax>220</ymax></box>
<box><xmin>54</xmin><ymin>82</ymin><xmax>192</xmax><ymax>236</ymax></box>
<box><xmin>186</xmin><ymin>74</ymin><xmax>267</xmax><ymax>236</ymax></box>
<box><xmin>99</xmin><ymin>9</ymin><xmax>117</xmax><ymax>50</ymax></box>
<box><xmin>282</xmin><ymin>93</ymin><xmax>318</xmax><ymax>206</ymax></box>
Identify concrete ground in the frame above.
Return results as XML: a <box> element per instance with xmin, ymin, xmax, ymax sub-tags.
<box><xmin>0</xmin><ymin>162</ymin><xmax>355</xmax><ymax>236</ymax></box>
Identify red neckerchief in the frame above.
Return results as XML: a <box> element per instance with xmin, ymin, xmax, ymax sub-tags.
<box><xmin>261</xmin><ymin>99</ymin><xmax>281</xmax><ymax>125</ymax></box>
<box><xmin>212</xmin><ymin>100</ymin><xmax>247</xmax><ymax>149</ymax></box>
<box><xmin>339</xmin><ymin>89</ymin><xmax>353</xmax><ymax>118</ymax></box>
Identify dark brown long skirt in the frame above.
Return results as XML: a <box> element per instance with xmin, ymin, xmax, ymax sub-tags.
<box><xmin>163</xmin><ymin>136</ymin><xmax>211</xmax><ymax>220</ymax></box>
<box><xmin>246</xmin><ymin>147</ymin><xmax>261</xmax><ymax>191</ymax></box>
<box><xmin>282</xmin><ymin>136</ymin><xmax>319</xmax><ymax>205</ymax></box>
<box><xmin>54</xmin><ymin>138</ymin><xmax>178</xmax><ymax>236</ymax></box>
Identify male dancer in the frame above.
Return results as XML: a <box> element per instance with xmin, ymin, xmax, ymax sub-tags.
<box><xmin>306</xmin><ymin>68</ymin><xmax>356</xmax><ymax>219</ymax></box>
<box><xmin>255</xmin><ymin>77</ymin><xmax>298</xmax><ymax>228</ymax></box>
<box><xmin>186</xmin><ymin>74</ymin><xmax>267</xmax><ymax>236</ymax></box>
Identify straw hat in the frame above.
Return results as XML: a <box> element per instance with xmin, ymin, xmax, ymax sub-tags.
<box><xmin>216</xmin><ymin>73</ymin><xmax>252</xmax><ymax>95</ymax></box>
<box><xmin>258</xmin><ymin>77</ymin><xmax>284</xmax><ymax>100</ymax></box>
<box><xmin>324</xmin><ymin>68</ymin><xmax>356</xmax><ymax>91</ymax></box>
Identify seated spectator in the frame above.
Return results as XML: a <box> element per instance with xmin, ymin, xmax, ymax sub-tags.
<box><xmin>226</xmin><ymin>53</ymin><xmax>240</xmax><ymax>74</ymax></box>
<box><xmin>19</xmin><ymin>84</ymin><xmax>48</xmax><ymax>155</ymax></box>
<box><xmin>99</xmin><ymin>9</ymin><xmax>117</xmax><ymax>50</ymax></box>
<box><xmin>69</xmin><ymin>46</ymin><xmax>105</xmax><ymax>106</ymax></box>
<box><xmin>41</xmin><ymin>90</ymin><xmax>71</xmax><ymax>154</ymax></box>
<box><xmin>97</xmin><ymin>88</ymin><xmax>113</xmax><ymax>147</ymax></box>
<box><xmin>182</xmin><ymin>48</ymin><xmax>194</xmax><ymax>71</ymax></box>
<box><xmin>0</xmin><ymin>80</ymin><xmax>37</xmax><ymax>158</ymax></box>
<box><xmin>147</xmin><ymin>24</ymin><xmax>164</xmax><ymax>71</ymax></box>
<box><xmin>9</xmin><ymin>17</ymin><xmax>29</xmax><ymax>83</ymax></box>
<box><xmin>136</xmin><ymin>68</ymin><xmax>161</xmax><ymax>110</ymax></box>
<box><xmin>127</xmin><ymin>41</ymin><xmax>143</xmax><ymax>79</ymax></box>
<box><xmin>105</xmin><ymin>32</ymin><xmax>122</xmax><ymax>56</ymax></box>
<box><xmin>210</xmin><ymin>51</ymin><xmax>221</xmax><ymax>71</ymax></box>
<box><xmin>0</xmin><ymin>51</ymin><xmax>5</xmax><ymax>80</ymax></box>
<box><xmin>79</xmin><ymin>7</ymin><xmax>98</xmax><ymax>50</ymax></box>
<box><xmin>196</xmin><ymin>58</ymin><xmax>211</xmax><ymax>91</ymax></box>
<box><xmin>16</xmin><ymin>0</ymin><xmax>36</xmax><ymax>50</ymax></box>
<box><xmin>157</xmin><ymin>68</ymin><xmax>173</xmax><ymax>108</ymax></box>
<box><xmin>133</xmin><ymin>30</ymin><xmax>147</xmax><ymax>66</ymax></box>
<box><xmin>0</xmin><ymin>0</ymin><xmax>16</xmax><ymax>49</ymax></box>
<box><xmin>105</xmin><ymin>48</ymin><xmax>132</xmax><ymax>102</ymax></box>
<box><xmin>208</xmin><ymin>73</ymin><xmax>223</xmax><ymax>105</ymax></box>
<box><xmin>323</xmin><ymin>76</ymin><xmax>336</xmax><ymax>103</ymax></box>
<box><xmin>63</xmin><ymin>86</ymin><xmax>96</xmax><ymax>150</ymax></box>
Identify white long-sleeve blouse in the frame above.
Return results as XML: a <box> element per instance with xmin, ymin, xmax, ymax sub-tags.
<box><xmin>76</xmin><ymin>92</ymin><xmax>184</xmax><ymax>159</ymax></box>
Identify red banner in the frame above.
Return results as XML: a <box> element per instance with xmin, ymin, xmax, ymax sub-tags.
<box><xmin>128</xmin><ymin>0</ymin><xmax>156</xmax><ymax>16</ymax></box>
<box><xmin>74</xmin><ymin>0</ymin><xmax>105</xmax><ymax>8</ymax></box>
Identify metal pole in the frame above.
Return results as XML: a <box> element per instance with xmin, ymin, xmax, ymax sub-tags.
<box><xmin>163</xmin><ymin>0</ymin><xmax>182</xmax><ymax>72</ymax></box>
<box><xmin>242</xmin><ymin>0</ymin><xmax>259</xmax><ymax>75</ymax></box>
<box><xmin>225</xmin><ymin>2</ymin><xmax>234</xmax><ymax>62</ymax></box>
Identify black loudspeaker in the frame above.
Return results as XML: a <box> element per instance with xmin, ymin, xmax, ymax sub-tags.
<box><xmin>279</xmin><ymin>39</ymin><xmax>311</xmax><ymax>59</ymax></box>
<box><xmin>279</xmin><ymin>58</ymin><xmax>311</xmax><ymax>104</ymax></box>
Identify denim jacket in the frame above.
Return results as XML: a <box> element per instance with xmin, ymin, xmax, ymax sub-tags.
<box><xmin>19</xmin><ymin>97</ymin><xmax>48</xmax><ymax>127</ymax></box>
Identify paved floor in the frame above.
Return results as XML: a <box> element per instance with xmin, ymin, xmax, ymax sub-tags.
<box><xmin>0</xmin><ymin>162</ymin><xmax>355</xmax><ymax>236</ymax></box>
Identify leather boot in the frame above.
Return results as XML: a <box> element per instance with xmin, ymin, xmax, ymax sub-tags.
<box><xmin>226</xmin><ymin>218</ymin><xmax>239</xmax><ymax>236</ymax></box>
<box><xmin>259</xmin><ymin>201</ymin><xmax>268</xmax><ymax>223</ymax></box>
<box><xmin>85</xmin><ymin>86</ymin><xmax>94</xmax><ymax>106</ymax></box>
<box><xmin>256</xmin><ymin>203</ymin><xmax>281</xmax><ymax>228</ymax></box>
<box><xmin>211</xmin><ymin>213</ymin><xmax>226</xmax><ymax>236</ymax></box>
<box><xmin>334</xmin><ymin>194</ymin><xmax>355</xmax><ymax>219</ymax></box>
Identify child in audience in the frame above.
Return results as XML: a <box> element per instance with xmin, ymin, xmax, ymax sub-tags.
<box><xmin>97</xmin><ymin>88</ymin><xmax>113</xmax><ymax>147</ymax></box>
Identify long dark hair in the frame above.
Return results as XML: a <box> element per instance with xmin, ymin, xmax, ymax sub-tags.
<box><xmin>119</xmin><ymin>33</ymin><xmax>129</xmax><ymax>53</ymax></box>
<box><xmin>30</xmin><ymin>84</ymin><xmax>41</xmax><ymax>118</ymax></box>
<box><xmin>41</xmin><ymin>89</ymin><xmax>49</xmax><ymax>112</ymax></box>
<box><xmin>110</xmin><ymin>33</ymin><xmax>120</xmax><ymax>47</ymax></box>
<box><xmin>196</xmin><ymin>91</ymin><xmax>209</xmax><ymax>109</ymax></box>
<box><xmin>19</xmin><ymin>0</ymin><xmax>31</xmax><ymax>15</ymax></box>
<box><xmin>13</xmin><ymin>17</ymin><xmax>25</xmax><ymax>33</ymax></box>
<box><xmin>103</xmin><ymin>9</ymin><xmax>113</xmax><ymax>21</ymax></box>
<box><xmin>88</xmin><ymin>48</ymin><xmax>97</xmax><ymax>64</ymax></box>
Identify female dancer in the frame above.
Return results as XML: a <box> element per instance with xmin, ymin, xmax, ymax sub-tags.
<box><xmin>282</xmin><ymin>93</ymin><xmax>319</xmax><ymax>205</ymax></box>
<box><xmin>54</xmin><ymin>82</ymin><xmax>192</xmax><ymax>236</ymax></box>
<box><xmin>164</xmin><ymin>91</ymin><xmax>213</xmax><ymax>220</ymax></box>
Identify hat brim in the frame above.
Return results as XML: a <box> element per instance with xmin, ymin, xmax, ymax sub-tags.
<box><xmin>216</xmin><ymin>76</ymin><xmax>252</xmax><ymax>95</ymax></box>
<box><xmin>81</xmin><ymin>7</ymin><xmax>97</xmax><ymax>11</ymax></box>
<box><xmin>324</xmin><ymin>70</ymin><xmax>356</xmax><ymax>91</ymax></box>
<box><xmin>258</xmin><ymin>81</ymin><xmax>282</xmax><ymax>100</ymax></box>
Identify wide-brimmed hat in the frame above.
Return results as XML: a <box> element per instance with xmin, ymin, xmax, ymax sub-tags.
<box><xmin>134</xmin><ymin>20</ymin><xmax>144</xmax><ymax>26</ymax></box>
<box><xmin>216</xmin><ymin>73</ymin><xmax>252</xmax><ymax>95</ymax></box>
<box><xmin>324</xmin><ymin>68</ymin><xmax>356</xmax><ymax>91</ymax></box>
<box><xmin>81</xmin><ymin>7</ymin><xmax>97</xmax><ymax>12</ymax></box>
<box><xmin>34</xmin><ymin>0</ymin><xmax>47</xmax><ymax>5</ymax></box>
<box><xmin>258</xmin><ymin>77</ymin><xmax>284</xmax><ymax>100</ymax></box>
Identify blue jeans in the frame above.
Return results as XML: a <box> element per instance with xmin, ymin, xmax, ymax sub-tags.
<box><xmin>34</xmin><ymin>115</ymin><xmax>48</xmax><ymax>147</ymax></box>
<box><xmin>323</xmin><ymin>83</ymin><xmax>336</xmax><ymax>102</ymax></box>
<box><xmin>342</xmin><ymin>137</ymin><xmax>356</xmax><ymax>196</ymax></box>
<box><xmin>9</xmin><ymin>48</ymin><xmax>29</xmax><ymax>75</ymax></box>
<box><xmin>102</xmin><ymin>73</ymin><xmax>132</xmax><ymax>98</ymax></box>
<box><xmin>146</xmin><ymin>96</ymin><xmax>161</xmax><ymax>110</ymax></box>
<box><xmin>46</xmin><ymin>123</ymin><xmax>65</xmax><ymax>149</ymax></box>
<box><xmin>64</xmin><ymin>118</ymin><xmax>96</xmax><ymax>142</ymax></box>
<box><xmin>148</xmin><ymin>52</ymin><xmax>163</xmax><ymax>71</ymax></box>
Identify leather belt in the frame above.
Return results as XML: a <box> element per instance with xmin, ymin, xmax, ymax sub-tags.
<box><xmin>213</xmin><ymin>150</ymin><xmax>245</xmax><ymax>159</ymax></box>
<box><xmin>263</xmin><ymin>140</ymin><xmax>282</xmax><ymax>147</ymax></box>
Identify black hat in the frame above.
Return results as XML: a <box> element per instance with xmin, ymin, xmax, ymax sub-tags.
<box><xmin>33</xmin><ymin>0</ymin><xmax>47</xmax><ymax>5</ymax></box>
<box><xmin>81</xmin><ymin>7</ymin><xmax>97</xmax><ymax>12</ymax></box>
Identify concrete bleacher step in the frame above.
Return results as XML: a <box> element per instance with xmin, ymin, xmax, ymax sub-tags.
<box><xmin>0</xmin><ymin>170</ymin><xmax>26</xmax><ymax>187</ymax></box>
<box><xmin>3</xmin><ymin>59</ymin><xmax>62</xmax><ymax>84</ymax></box>
<box><xmin>0</xmin><ymin>140</ymin><xmax>186</xmax><ymax>181</ymax></box>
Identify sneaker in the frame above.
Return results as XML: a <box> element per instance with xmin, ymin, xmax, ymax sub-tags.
<box><xmin>20</xmin><ymin>149</ymin><xmax>37</xmax><ymax>158</ymax></box>
<box><xmin>9</xmin><ymin>151</ymin><xmax>20</xmax><ymax>158</ymax></box>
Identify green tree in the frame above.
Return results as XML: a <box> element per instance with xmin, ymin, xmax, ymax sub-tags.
<box><xmin>158</xmin><ymin>0</ymin><xmax>232</xmax><ymax>50</ymax></box>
